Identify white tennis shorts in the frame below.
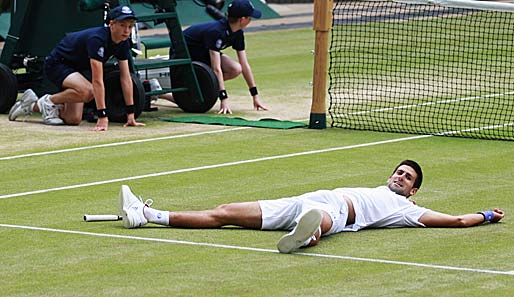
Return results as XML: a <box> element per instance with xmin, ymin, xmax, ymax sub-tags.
<box><xmin>258</xmin><ymin>190</ymin><xmax>349</xmax><ymax>236</ymax></box>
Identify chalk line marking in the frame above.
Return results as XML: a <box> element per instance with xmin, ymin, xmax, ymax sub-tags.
<box><xmin>0</xmin><ymin>223</ymin><xmax>512</xmax><ymax>276</ymax></box>
<box><xmin>0</xmin><ymin>127</ymin><xmax>250</xmax><ymax>161</ymax></box>
<box><xmin>0</xmin><ymin>134</ymin><xmax>432</xmax><ymax>200</ymax></box>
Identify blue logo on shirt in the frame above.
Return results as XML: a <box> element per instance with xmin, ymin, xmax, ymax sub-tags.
<box><xmin>97</xmin><ymin>46</ymin><xmax>105</xmax><ymax>58</ymax></box>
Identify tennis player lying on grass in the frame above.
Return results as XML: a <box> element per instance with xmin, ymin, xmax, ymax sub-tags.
<box><xmin>118</xmin><ymin>160</ymin><xmax>505</xmax><ymax>253</ymax></box>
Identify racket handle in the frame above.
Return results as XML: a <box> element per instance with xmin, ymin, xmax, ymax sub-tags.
<box><xmin>83</xmin><ymin>214</ymin><xmax>122</xmax><ymax>222</ymax></box>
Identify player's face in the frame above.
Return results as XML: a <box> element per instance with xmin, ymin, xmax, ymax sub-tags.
<box><xmin>110</xmin><ymin>19</ymin><xmax>135</xmax><ymax>44</ymax></box>
<box><xmin>387</xmin><ymin>165</ymin><xmax>419</xmax><ymax>197</ymax></box>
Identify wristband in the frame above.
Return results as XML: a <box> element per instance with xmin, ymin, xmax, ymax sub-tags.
<box><xmin>478</xmin><ymin>210</ymin><xmax>494</xmax><ymax>222</ymax></box>
<box><xmin>125</xmin><ymin>104</ymin><xmax>135</xmax><ymax>114</ymax></box>
<box><xmin>249</xmin><ymin>86</ymin><xmax>258</xmax><ymax>96</ymax></box>
<box><xmin>219</xmin><ymin>90</ymin><xmax>228</xmax><ymax>100</ymax></box>
<box><xmin>97</xmin><ymin>108</ymin><xmax>108</xmax><ymax>118</ymax></box>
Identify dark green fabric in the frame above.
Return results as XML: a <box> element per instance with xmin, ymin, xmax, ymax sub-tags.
<box><xmin>133</xmin><ymin>0</ymin><xmax>280</xmax><ymax>28</ymax></box>
<box><xmin>161</xmin><ymin>116</ymin><xmax>307</xmax><ymax>129</ymax></box>
<box><xmin>0</xmin><ymin>12</ymin><xmax>9</xmax><ymax>40</ymax></box>
<box><xmin>140</xmin><ymin>35</ymin><xmax>171</xmax><ymax>50</ymax></box>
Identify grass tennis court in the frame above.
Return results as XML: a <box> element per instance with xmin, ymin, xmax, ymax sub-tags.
<box><xmin>1</xmin><ymin>27</ymin><xmax>513</xmax><ymax>296</ymax></box>
<box><xmin>329</xmin><ymin>2</ymin><xmax>514</xmax><ymax>140</ymax></box>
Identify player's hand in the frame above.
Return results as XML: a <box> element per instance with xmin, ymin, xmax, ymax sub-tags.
<box><xmin>94</xmin><ymin>117</ymin><xmax>109</xmax><ymax>132</ymax></box>
<box><xmin>124</xmin><ymin>113</ymin><xmax>145</xmax><ymax>127</ymax></box>
<box><xmin>218</xmin><ymin>99</ymin><xmax>232</xmax><ymax>114</ymax></box>
<box><xmin>492</xmin><ymin>208</ymin><xmax>505</xmax><ymax>223</ymax></box>
<box><xmin>253</xmin><ymin>95</ymin><xmax>268</xmax><ymax>111</ymax></box>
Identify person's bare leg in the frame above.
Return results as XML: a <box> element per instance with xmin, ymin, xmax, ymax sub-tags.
<box><xmin>59</xmin><ymin>102</ymin><xmax>85</xmax><ymax>125</ymax></box>
<box><xmin>304</xmin><ymin>211</ymin><xmax>333</xmax><ymax>247</ymax></box>
<box><xmin>33</xmin><ymin>73</ymin><xmax>93</xmax><ymax>124</ymax></box>
<box><xmin>168</xmin><ymin>202</ymin><xmax>262</xmax><ymax>229</ymax></box>
<box><xmin>34</xmin><ymin>73</ymin><xmax>93</xmax><ymax>111</ymax></box>
<box><xmin>220</xmin><ymin>54</ymin><xmax>242</xmax><ymax>80</ymax></box>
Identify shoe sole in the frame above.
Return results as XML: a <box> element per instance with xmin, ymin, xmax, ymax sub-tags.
<box><xmin>118</xmin><ymin>185</ymin><xmax>132</xmax><ymax>229</ymax></box>
<box><xmin>8</xmin><ymin>101</ymin><xmax>23</xmax><ymax>121</ymax></box>
<box><xmin>9</xmin><ymin>90</ymin><xmax>38</xmax><ymax>121</ymax></box>
<box><xmin>277</xmin><ymin>209</ymin><xmax>323</xmax><ymax>254</ymax></box>
<box><xmin>43</xmin><ymin>119</ymin><xmax>65</xmax><ymax>125</ymax></box>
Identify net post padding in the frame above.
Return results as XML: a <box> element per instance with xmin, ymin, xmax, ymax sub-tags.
<box><xmin>309</xmin><ymin>0</ymin><xmax>333</xmax><ymax>129</ymax></box>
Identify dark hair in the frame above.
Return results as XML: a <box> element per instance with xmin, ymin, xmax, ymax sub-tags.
<box><xmin>227</xmin><ymin>16</ymin><xmax>239</xmax><ymax>24</ymax></box>
<box><xmin>393</xmin><ymin>160</ymin><xmax>423</xmax><ymax>189</ymax></box>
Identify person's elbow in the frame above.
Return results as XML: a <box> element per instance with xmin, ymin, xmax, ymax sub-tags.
<box><xmin>419</xmin><ymin>211</ymin><xmax>477</xmax><ymax>228</ymax></box>
<box><xmin>449</xmin><ymin>216</ymin><xmax>472</xmax><ymax>227</ymax></box>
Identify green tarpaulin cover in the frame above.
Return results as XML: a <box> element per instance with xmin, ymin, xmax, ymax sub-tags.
<box><xmin>161</xmin><ymin>116</ymin><xmax>307</xmax><ymax>129</ymax></box>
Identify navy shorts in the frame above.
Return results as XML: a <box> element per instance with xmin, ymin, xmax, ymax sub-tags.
<box><xmin>44</xmin><ymin>55</ymin><xmax>76</xmax><ymax>90</ymax></box>
<box><xmin>187</xmin><ymin>46</ymin><xmax>223</xmax><ymax>66</ymax></box>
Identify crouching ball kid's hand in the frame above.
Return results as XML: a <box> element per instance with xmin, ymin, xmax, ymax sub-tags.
<box><xmin>124</xmin><ymin>113</ymin><xmax>145</xmax><ymax>127</ymax></box>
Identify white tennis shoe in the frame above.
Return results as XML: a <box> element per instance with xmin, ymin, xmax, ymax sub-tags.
<box><xmin>119</xmin><ymin>185</ymin><xmax>153</xmax><ymax>229</ymax></box>
<box><xmin>38</xmin><ymin>94</ymin><xmax>64</xmax><ymax>125</ymax></box>
<box><xmin>8</xmin><ymin>89</ymin><xmax>39</xmax><ymax>121</ymax></box>
<box><xmin>277</xmin><ymin>209</ymin><xmax>323</xmax><ymax>254</ymax></box>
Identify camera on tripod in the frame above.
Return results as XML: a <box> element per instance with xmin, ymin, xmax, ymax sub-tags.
<box><xmin>197</xmin><ymin>0</ymin><xmax>226</xmax><ymax>20</ymax></box>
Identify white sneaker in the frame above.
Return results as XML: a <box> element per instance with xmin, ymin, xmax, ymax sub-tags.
<box><xmin>149</xmin><ymin>78</ymin><xmax>162</xmax><ymax>101</ymax></box>
<box><xmin>277</xmin><ymin>209</ymin><xmax>323</xmax><ymax>254</ymax></box>
<box><xmin>119</xmin><ymin>185</ymin><xmax>153</xmax><ymax>229</ymax></box>
<box><xmin>39</xmin><ymin>94</ymin><xmax>64</xmax><ymax>125</ymax></box>
<box><xmin>149</xmin><ymin>78</ymin><xmax>162</xmax><ymax>91</ymax></box>
<box><xmin>8</xmin><ymin>89</ymin><xmax>39</xmax><ymax>121</ymax></box>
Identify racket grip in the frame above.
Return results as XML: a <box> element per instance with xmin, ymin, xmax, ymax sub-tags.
<box><xmin>83</xmin><ymin>214</ymin><xmax>122</xmax><ymax>222</ymax></box>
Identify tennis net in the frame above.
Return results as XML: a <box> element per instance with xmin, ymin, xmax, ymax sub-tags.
<box><xmin>328</xmin><ymin>0</ymin><xmax>514</xmax><ymax>140</ymax></box>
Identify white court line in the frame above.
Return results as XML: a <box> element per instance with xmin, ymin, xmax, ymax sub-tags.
<box><xmin>2</xmin><ymin>121</ymin><xmax>511</xmax><ymax>200</ymax></box>
<box><xmin>0</xmin><ymin>127</ymin><xmax>250</xmax><ymax>161</ymax></box>
<box><xmin>0</xmin><ymin>134</ymin><xmax>432</xmax><ymax>200</ymax></box>
<box><xmin>1</xmin><ymin>223</ymin><xmax>512</xmax><ymax>276</ymax></box>
<box><xmin>435</xmin><ymin>122</ymin><xmax>514</xmax><ymax>136</ymax></box>
<box><xmin>334</xmin><ymin>91</ymin><xmax>514</xmax><ymax>118</ymax></box>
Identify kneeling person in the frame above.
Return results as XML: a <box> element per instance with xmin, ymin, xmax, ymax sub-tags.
<box><xmin>8</xmin><ymin>5</ymin><xmax>145</xmax><ymax>131</ymax></box>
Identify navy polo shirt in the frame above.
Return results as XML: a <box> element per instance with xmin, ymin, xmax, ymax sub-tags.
<box><xmin>49</xmin><ymin>26</ymin><xmax>131</xmax><ymax>71</ymax></box>
<box><xmin>183</xmin><ymin>18</ymin><xmax>245</xmax><ymax>64</ymax></box>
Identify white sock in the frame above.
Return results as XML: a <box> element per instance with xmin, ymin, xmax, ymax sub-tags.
<box><xmin>143</xmin><ymin>207</ymin><xmax>170</xmax><ymax>226</ymax></box>
<box><xmin>36</xmin><ymin>98</ymin><xmax>43</xmax><ymax>112</ymax></box>
<box><xmin>301</xmin><ymin>226</ymin><xmax>321</xmax><ymax>247</ymax></box>
<box><xmin>36</xmin><ymin>95</ymin><xmax>52</xmax><ymax>112</ymax></box>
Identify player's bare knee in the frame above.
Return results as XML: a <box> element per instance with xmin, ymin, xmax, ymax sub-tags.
<box><xmin>212</xmin><ymin>204</ymin><xmax>233</xmax><ymax>222</ymax></box>
<box><xmin>62</xmin><ymin>114</ymin><xmax>82</xmax><ymax>125</ymax></box>
<box><xmin>78</xmin><ymin>87</ymin><xmax>94</xmax><ymax>102</ymax></box>
<box><xmin>224</xmin><ymin>65</ymin><xmax>242</xmax><ymax>80</ymax></box>
<box><xmin>233</xmin><ymin>68</ymin><xmax>242</xmax><ymax>78</ymax></box>
<box><xmin>233</xmin><ymin>64</ymin><xmax>242</xmax><ymax>76</ymax></box>
<box><xmin>320</xmin><ymin>212</ymin><xmax>333</xmax><ymax>235</ymax></box>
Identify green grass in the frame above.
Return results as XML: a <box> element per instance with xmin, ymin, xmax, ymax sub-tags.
<box><xmin>1</xmin><ymin>129</ymin><xmax>513</xmax><ymax>296</ymax></box>
<box><xmin>329</xmin><ymin>7</ymin><xmax>514</xmax><ymax>140</ymax></box>
<box><xmin>1</xmin><ymin>26</ymin><xmax>514</xmax><ymax>296</ymax></box>
<box><xmin>148</xmin><ymin>28</ymin><xmax>315</xmax><ymax>110</ymax></box>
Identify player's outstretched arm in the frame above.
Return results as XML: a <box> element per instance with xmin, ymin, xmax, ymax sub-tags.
<box><xmin>418</xmin><ymin>208</ymin><xmax>504</xmax><ymax>227</ymax></box>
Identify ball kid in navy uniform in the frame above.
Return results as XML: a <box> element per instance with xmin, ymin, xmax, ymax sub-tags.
<box><xmin>182</xmin><ymin>0</ymin><xmax>268</xmax><ymax>114</ymax></box>
<box><xmin>9</xmin><ymin>5</ymin><xmax>145</xmax><ymax>131</ymax></box>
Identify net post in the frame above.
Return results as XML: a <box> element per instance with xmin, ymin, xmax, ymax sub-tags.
<box><xmin>309</xmin><ymin>0</ymin><xmax>333</xmax><ymax>129</ymax></box>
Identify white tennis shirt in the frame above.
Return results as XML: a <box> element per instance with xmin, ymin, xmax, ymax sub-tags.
<box><xmin>333</xmin><ymin>186</ymin><xmax>429</xmax><ymax>231</ymax></box>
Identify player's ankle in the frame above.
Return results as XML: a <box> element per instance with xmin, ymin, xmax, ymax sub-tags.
<box><xmin>143</xmin><ymin>207</ymin><xmax>170</xmax><ymax>225</ymax></box>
